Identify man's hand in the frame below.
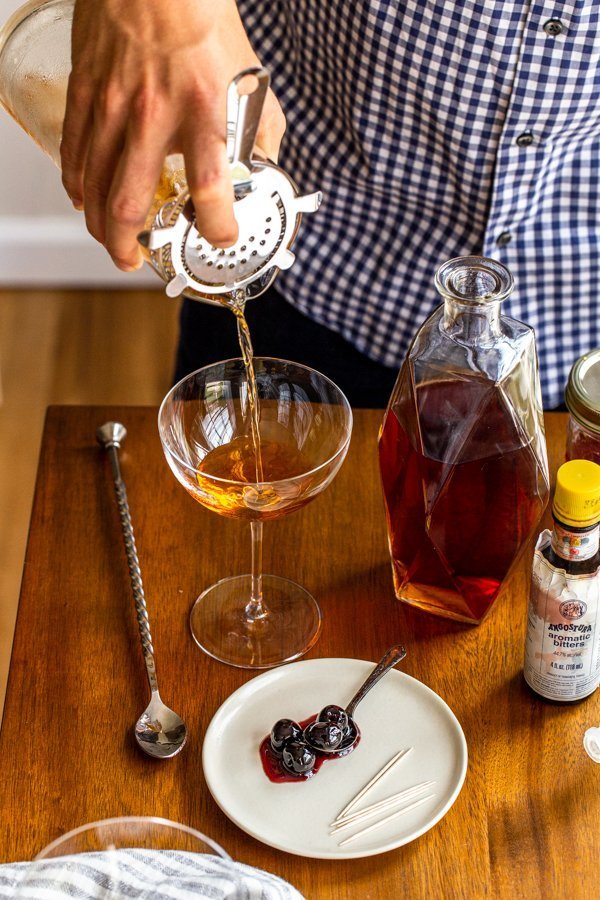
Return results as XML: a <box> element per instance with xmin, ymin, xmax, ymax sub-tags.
<box><xmin>61</xmin><ymin>0</ymin><xmax>285</xmax><ymax>271</ymax></box>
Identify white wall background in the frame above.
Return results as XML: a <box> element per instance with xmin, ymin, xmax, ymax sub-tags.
<box><xmin>0</xmin><ymin>0</ymin><xmax>156</xmax><ymax>287</ymax></box>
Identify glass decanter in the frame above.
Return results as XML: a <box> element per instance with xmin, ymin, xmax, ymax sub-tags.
<box><xmin>378</xmin><ymin>256</ymin><xmax>549</xmax><ymax>624</ymax></box>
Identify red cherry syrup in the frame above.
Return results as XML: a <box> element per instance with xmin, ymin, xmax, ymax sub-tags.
<box><xmin>260</xmin><ymin>715</ymin><xmax>360</xmax><ymax>783</ymax></box>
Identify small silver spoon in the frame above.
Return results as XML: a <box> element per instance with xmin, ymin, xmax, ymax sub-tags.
<box><xmin>304</xmin><ymin>644</ymin><xmax>407</xmax><ymax>755</ymax></box>
<box><xmin>97</xmin><ymin>422</ymin><xmax>187</xmax><ymax>759</ymax></box>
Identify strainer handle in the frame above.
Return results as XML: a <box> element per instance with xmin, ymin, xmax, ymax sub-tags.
<box><xmin>226</xmin><ymin>67</ymin><xmax>270</xmax><ymax>174</ymax></box>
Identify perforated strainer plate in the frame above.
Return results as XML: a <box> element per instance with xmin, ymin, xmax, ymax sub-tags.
<box><xmin>183</xmin><ymin>179</ymin><xmax>285</xmax><ymax>285</ymax></box>
<box><xmin>139</xmin><ymin>68</ymin><xmax>322</xmax><ymax>305</ymax></box>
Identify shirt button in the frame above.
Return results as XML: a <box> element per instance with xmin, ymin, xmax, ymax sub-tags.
<box><xmin>516</xmin><ymin>132</ymin><xmax>534</xmax><ymax>147</ymax></box>
<box><xmin>496</xmin><ymin>231</ymin><xmax>512</xmax><ymax>247</ymax></box>
<box><xmin>543</xmin><ymin>18</ymin><xmax>564</xmax><ymax>36</ymax></box>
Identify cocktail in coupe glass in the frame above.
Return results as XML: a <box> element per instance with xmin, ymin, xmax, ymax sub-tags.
<box><xmin>158</xmin><ymin>357</ymin><xmax>353</xmax><ymax>669</ymax></box>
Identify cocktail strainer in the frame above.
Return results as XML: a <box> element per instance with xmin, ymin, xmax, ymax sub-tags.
<box><xmin>138</xmin><ymin>67</ymin><xmax>322</xmax><ymax>305</ymax></box>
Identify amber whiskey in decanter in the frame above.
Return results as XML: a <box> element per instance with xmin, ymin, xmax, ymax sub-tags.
<box><xmin>379</xmin><ymin>257</ymin><xmax>549</xmax><ymax>624</ymax></box>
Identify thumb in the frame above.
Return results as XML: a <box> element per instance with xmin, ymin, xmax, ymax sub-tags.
<box><xmin>255</xmin><ymin>91</ymin><xmax>286</xmax><ymax>164</ymax></box>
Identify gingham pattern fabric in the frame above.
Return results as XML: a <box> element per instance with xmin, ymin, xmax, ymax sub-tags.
<box><xmin>237</xmin><ymin>0</ymin><xmax>600</xmax><ymax>409</ymax></box>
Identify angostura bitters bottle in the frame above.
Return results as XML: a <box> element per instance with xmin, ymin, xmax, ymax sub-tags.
<box><xmin>378</xmin><ymin>257</ymin><xmax>550</xmax><ymax>624</ymax></box>
<box><xmin>524</xmin><ymin>459</ymin><xmax>600</xmax><ymax>702</ymax></box>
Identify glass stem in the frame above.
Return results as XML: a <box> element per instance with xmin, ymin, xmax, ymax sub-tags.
<box><xmin>245</xmin><ymin>520</ymin><xmax>268</xmax><ymax>622</ymax></box>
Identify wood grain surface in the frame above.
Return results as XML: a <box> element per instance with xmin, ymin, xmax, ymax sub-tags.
<box><xmin>0</xmin><ymin>288</ymin><xmax>178</xmax><ymax>719</ymax></box>
<box><xmin>0</xmin><ymin>406</ymin><xmax>598</xmax><ymax>899</ymax></box>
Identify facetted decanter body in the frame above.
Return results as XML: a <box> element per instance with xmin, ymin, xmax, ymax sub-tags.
<box><xmin>378</xmin><ymin>257</ymin><xmax>549</xmax><ymax>624</ymax></box>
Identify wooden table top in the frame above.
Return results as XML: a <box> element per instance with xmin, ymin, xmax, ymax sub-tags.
<box><xmin>1</xmin><ymin>405</ymin><xmax>598</xmax><ymax>898</ymax></box>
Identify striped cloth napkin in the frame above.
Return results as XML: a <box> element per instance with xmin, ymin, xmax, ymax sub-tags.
<box><xmin>0</xmin><ymin>849</ymin><xmax>304</xmax><ymax>898</ymax></box>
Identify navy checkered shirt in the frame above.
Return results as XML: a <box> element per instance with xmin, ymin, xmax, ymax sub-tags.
<box><xmin>237</xmin><ymin>0</ymin><xmax>600</xmax><ymax>409</ymax></box>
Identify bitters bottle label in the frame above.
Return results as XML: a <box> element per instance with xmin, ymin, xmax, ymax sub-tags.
<box><xmin>524</xmin><ymin>531</ymin><xmax>600</xmax><ymax>701</ymax></box>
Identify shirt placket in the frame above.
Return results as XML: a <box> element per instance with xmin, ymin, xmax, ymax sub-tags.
<box><xmin>483</xmin><ymin>5</ymin><xmax>574</xmax><ymax>262</ymax></box>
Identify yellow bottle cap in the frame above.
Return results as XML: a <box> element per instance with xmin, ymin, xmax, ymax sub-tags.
<box><xmin>553</xmin><ymin>459</ymin><xmax>600</xmax><ymax>527</ymax></box>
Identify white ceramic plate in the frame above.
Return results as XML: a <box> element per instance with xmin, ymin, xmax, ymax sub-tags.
<box><xmin>202</xmin><ymin>658</ymin><xmax>467</xmax><ymax>859</ymax></box>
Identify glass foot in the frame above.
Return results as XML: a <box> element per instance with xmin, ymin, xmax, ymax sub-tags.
<box><xmin>189</xmin><ymin>574</ymin><xmax>322</xmax><ymax>668</ymax></box>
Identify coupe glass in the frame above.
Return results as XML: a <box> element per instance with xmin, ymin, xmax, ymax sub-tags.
<box><xmin>158</xmin><ymin>357</ymin><xmax>352</xmax><ymax>668</ymax></box>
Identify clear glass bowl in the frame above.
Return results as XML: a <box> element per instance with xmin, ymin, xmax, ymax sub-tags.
<box><xmin>15</xmin><ymin>816</ymin><xmax>230</xmax><ymax>898</ymax></box>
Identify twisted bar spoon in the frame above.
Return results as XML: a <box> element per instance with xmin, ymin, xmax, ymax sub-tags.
<box><xmin>97</xmin><ymin>422</ymin><xmax>187</xmax><ymax>759</ymax></box>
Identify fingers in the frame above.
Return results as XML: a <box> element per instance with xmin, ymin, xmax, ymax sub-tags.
<box><xmin>81</xmin><ymin>86</ymin><xmax>130</xmax><ymax>259</ymax></box>
<box><xmin>61</xmin><ymin>75</ymin><xmax>284</xmax><ymax>267</ymax></box>
<box><xmin>255</xmin><ymin>89</ymin><xmax>286</xmax><ymax>163</ymax></box>
<box><xmin>182</xmin><ymin>116</ymin><xmax>238</xmax><ymax>248</ymax></box>
<box><xmin>103</xmin><ymin>142</ymin><xmax>166</xmax><ymax>272</ymax></box>
<box><xmin>181</xmin><ymin>86</ymin><xmax>286</xmax><ymax>247</ymax></box>
<box><xmin>103</xmin><ymin>93</ymin><xmax>172</xmax><ymax>271</ymax></box>
<box><xmin>61</xmin><ymin>74</ymin><xmax>93</xmax><ymax>210</ymax></box>
<box><xmin>60</xmin><ymin>0</ymin><xmax>287</xmax><ymax>273</ymax></box>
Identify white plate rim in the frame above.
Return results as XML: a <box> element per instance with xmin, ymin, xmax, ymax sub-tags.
<box><xmin>202</xmin><ymin>657</ymin><xmax>468</xmax><ymax>859</ymax></box>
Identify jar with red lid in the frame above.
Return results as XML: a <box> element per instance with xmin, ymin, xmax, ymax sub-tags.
<box><xmin>565</xmin><ymin>349</ymin><xmax>600</xmax><ymax>464</ymax></box>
